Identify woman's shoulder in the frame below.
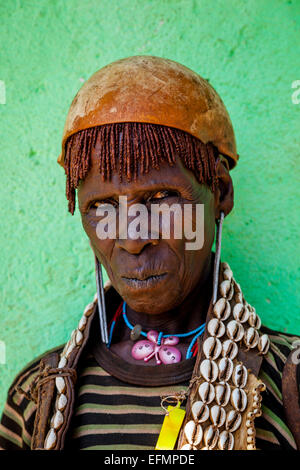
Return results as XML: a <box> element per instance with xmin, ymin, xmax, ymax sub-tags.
<box><xmin>7</xmin><ymin>344</ymin><xmax>64</xmax><ymax>401</ymax></box>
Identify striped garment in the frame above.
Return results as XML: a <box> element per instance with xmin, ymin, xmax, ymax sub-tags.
<box><xmin>0</xmin><ymin>326</ymin><xmax>299</xmax><ymax>450</ymax></box>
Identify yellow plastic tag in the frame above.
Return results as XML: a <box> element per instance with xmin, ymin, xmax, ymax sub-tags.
<box><xmin>155</xmin><ymin>405</ymin><xmax>186</xmax><ymax>450</ymax></box>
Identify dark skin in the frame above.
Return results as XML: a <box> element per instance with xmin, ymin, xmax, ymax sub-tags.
<box><xmin>78</xmin><ymin>147</ymin><xmax>233</xmax><ymax>364</ymax></box>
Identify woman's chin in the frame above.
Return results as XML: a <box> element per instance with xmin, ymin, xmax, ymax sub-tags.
<box><xmin>119</xmin><ymin>274</ymin><xmax>181</xmax><ymax>314</ymax></box>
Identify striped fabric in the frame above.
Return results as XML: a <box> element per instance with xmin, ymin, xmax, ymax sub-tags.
<box><xmin>0</xmin><ymin>327</ymin><xmax>299</xmax><ymax>450</ymax></box>
<box><xmin>65</xmin><ymin>359</ymin><xmax>189</xmax><ymax>450</ymax></box>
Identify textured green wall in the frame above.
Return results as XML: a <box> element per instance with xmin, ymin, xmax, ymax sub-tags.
<box><xmin>0</xmin><ymin>0</ymin><xmax>299</xmax><ymax>414</ymax></box>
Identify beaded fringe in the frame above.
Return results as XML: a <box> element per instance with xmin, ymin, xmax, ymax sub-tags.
<box><xmin>63</xmin><ymin>123</ymin><xmax>218</xmax><ymax>214</ymax></box>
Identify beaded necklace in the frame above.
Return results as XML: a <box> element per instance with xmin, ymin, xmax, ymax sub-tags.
<box><xmin>107</xmin><ymin>301</ymin><xmax>205</xmax><ymax>364</ymax></box>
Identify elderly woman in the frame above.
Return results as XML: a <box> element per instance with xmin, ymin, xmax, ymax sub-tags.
<box><xmin>1</xmin><ymin>56</ymin><xmax>299</xmax><ymax>451</ymax></box>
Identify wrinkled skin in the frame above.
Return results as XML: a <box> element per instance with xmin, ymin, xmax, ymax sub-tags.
<box><xmin>78</xmin><ymin>148</ymin><xmax>233</xmax><ymax>361</ymax></box>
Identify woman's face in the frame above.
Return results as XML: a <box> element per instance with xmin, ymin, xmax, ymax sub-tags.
<box><xmin>78</xmin><ymin>151</ymin><xmax>221</xmax><ymax>315</ymax></box>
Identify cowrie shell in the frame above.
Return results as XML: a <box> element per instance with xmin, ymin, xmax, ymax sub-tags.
<box><xmin>180</xmin><ymin>444</ymin><xmax>194</xmax><ymax>450</ymax></box>
<box><xmin>225</xmin><ymin>410</ymin><xmax>242</xmax><ymax>432</ymax></box>
<box><xmin>64</xmin><ymin>341</ymin><xmax>75</xmax><ymax>359</ymax></box>
<box><xmin>44</xmin><ymin>428</ymin><xmax>57</xmax><ymax>450</ymax></box>
<box><xmin>244</xmin><ymin>327</ymin><xmax>259</xmax><ymax>349</ymax></box>
<box><xmin>218</xmin><ymin>430</ymin><xmax>234</xmax><ymax>450</ymax></box>
<box><xmin>258</xmin><ymin>334</ymin><xmax>270</xmax><ymax>355</ymax></box>
<box><xmin>210</xmin><ymin>405</ymin><xmax>226</xmax><ymax>428</ymax></box>
<box><xmin>222</xmin><ymin>339</ymin><xmax>238</xmax><ymax>360</ymax></box>
<box><xmin>52</xmin><ymin>410</ymin><xmax>64</xmax><ymax>430</ymax></box>
<box><xmin>55</xmin><ymin>377</ymin><xmax>66</xmax><ymax>394</ymax></box>
<box><xmin>223</xmin><ymin>268</ymin><xmax>233</xmax><ymax>281</ymax></box>
<box><xmin>192</xmin><ymin>401</ymin><xmax>209</xmax><ymax>424</ymax></box>
<box><xmin>200</xmin><ymin>359</ymin><xmax>218</xmax><ymax>383</ymax></box>
<box><xmin>203</xmin><ymin>337</ymin><xmax>222</xmax><ymax>360</ymax></box>
<box><xmin>58</xmin><ymin>356</ymin><xmax>67</xmax><ymax>369</ymax></box>
<box><xmin>222</xmin><ymin>262</ymin><xmax>230</xmax><ymax>271</ymax></box>
<box><xmin>248</xmin><ymin>312</ymin><xmax>261</xmax><ymax>329</ymax></box>
<box><xmin>219</xmin><ymin>280</ymin><xmax>231</xmax><ymax>298</ymax></box>
<box><xmin>78</xmin><ymin>315</ymin><xmax>87</xmax><ymax>331</ymax></box>
<box><xmin>76</xmin><ymin>329</ymin><xmax>83</xmax><ymax>346</ymax></box>
<box><xmin>227</xmin><ymin>283</ymin><xmax>234</xmax><ymax>300</ymax></box>
<box><xmin>70</xmin><ymin>329</ymin><xmax>77</xmax><ymax>343</ymax></box>
<box><xmin>232</xmin><ymin>364</ymin><xmax>248</xmax><ymax>388</ymax></box>
<box><xmin>198</xmin><ymin>382</ymin><xmax>215</xmax><ymax>404</ymax></box>
<box><xmin>215</xmin><ymin>382</ymin><xmax>231</xmax><ymax>406</ymax></box>
<box><xmin>218</xmin><ymin>357</ymin><xmax>234</xmax><ymax>382</ymax></box>
<box><xmin>226</xmin><ymin>320</ymin><xmax>244</xmax><ymax>342</ymax></box>
<box><xmin>234</xmin><ymin>291</ymin><xmax>243</xmax><ymax>304</ymax></box>
<box><xmin>213</xmin><ymin>298</ymin><xmax>231</xmax><ymax>321</ymax></box>
<box><xmin>84</xmin><ymin>302</ymin><xmax>95</xmax><ymax>316</ymax></box>
<box><xmin>233</xmin><ymin>303</ymin><xmax>249</xmax><ymax>323</ymax></box>
<box><xmin>204</xmin><ymin>425</ymin><xmax>219</xmax><ymax>449</ymax></box>
<box><xmin>207</xmin><ymin>318</ymin><xmax>225</xmax><ymax>338</ymax></box>
<box><xmin>57</xmin><ymin>393</ymin><xmax>67</xmax><ymax>411</ymax></box>
<box><xmin>231</xmin><ymin>388</ymin><xmax>247</xmax><ymax>412</ymax></box>
<box><xmin>184</xmin><ymin>420</ymin><xmax>203</xmax><ymax>446</ymax></box>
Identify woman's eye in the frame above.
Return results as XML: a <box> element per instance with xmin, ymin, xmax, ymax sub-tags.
<box><xmin>150</xmin><ymin>190</ymin><xmax>178</xmax><ymax>201</ymax></box>
<box><xmin>90</xmin><ymin>199</ymin><xmax>118</xmax><ymax>210</ymax></box>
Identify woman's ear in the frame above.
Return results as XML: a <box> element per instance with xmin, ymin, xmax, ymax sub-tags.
<box><xmin>214</xmin><ymin>156</ymin><xmax>234</xmax><ymax>219</ymax></box>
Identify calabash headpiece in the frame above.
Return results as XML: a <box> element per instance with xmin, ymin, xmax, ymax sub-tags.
<box><xmin>58</xmin><ymin>55</ymin><xmax>238</xmax><ymax>169</ymax></box>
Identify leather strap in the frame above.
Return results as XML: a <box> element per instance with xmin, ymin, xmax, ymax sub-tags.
<box><xmin>31</xmin><ymin>352</ymin><xmax>60</xmax><ymax>450</ymax></box>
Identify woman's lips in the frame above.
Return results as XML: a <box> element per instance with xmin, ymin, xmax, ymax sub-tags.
<box><xmin>121</xmin><ymin>273</ymin><xmax>168</xmax><ymax>289</ymax></box>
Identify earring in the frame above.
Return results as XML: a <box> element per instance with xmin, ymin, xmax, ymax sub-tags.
<box><xmin>95</xmin><ymin>256</ymin><xmax>109</xmax><ymax>344</ymax></box>
<box><xmin>212</xmin><ymin>211</ymin><xmax>225</xmax><ymax>305</ymax></box>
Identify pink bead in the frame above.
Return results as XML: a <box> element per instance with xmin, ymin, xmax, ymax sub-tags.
<box><xmin>163</xmin><ymin>336</ymin><xmax>180</xmax><ymax>346</ymax></box>
<box><xmin>159</xmin><ymin>346</ymin><xmax>181</xmax><ymax>364</ymax></box>
<box><xmin>147</xmin><ymin>330</ymin><xmax>159</xmax><ymax>343</ymax></box>
<box><xmin>131</xmin><ymin>340</ymin><xmax>154</xmax><ymax>360</ymax></box>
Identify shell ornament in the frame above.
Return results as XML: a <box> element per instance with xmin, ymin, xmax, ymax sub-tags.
<box><xmin>178</xmin><ymin>262</ymin><xmax>269</xmax><ymax>451</ymax></box>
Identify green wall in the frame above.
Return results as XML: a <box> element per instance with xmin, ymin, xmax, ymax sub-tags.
<box><xmin>0</xmin><ymin>0</ymin><xmax>299</xmax><ymax>414</ymax></box>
